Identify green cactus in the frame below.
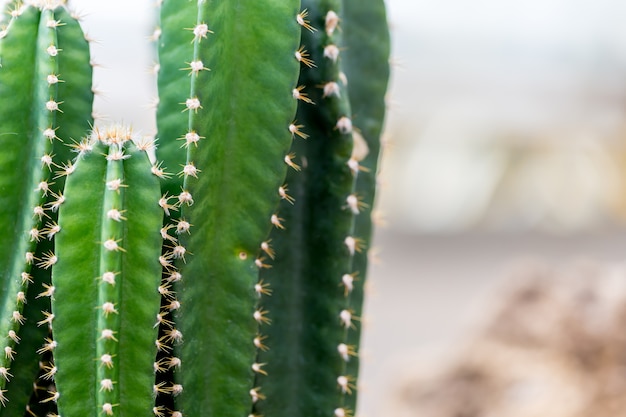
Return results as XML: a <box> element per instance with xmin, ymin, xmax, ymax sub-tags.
<box><xmin>0</xmin><ymin>1</ymin><xmax>390</xmax><ymax>416</ymax></box>
<box><xmin>52</xmin><ymin>130</ymin><xmax>164</xmax><ymax>416</ymax></box>
<box><xmin>252</xmin><ymin>2</ymin><xmax>390</xmax><ymax>416</ymax></box>
<box><xmin>0</xmin><ymin>2</ymin><xmax>93</xmax><ymax>414</ymax></box>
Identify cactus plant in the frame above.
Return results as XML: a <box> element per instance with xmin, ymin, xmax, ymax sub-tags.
<box><xmin>0</xmin><ymin>1</ymin><xmax>390</xmax><ymax>416</ymax></box>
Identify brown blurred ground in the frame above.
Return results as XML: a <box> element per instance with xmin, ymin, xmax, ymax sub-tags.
<box><xmin>360</xmin><ymin>230</ymin><xmax>626</xmax><ymax>417</ymax></box>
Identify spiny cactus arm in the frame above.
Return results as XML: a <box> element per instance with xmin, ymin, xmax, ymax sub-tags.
<box><xmin>118</xmin><ymin>140</ymin><xmax>166</xmax><ymax>417</ymax></box>
<box><xmin>0</xmin><ymin>283</ymin><xmax>54</xmax><ymax>417</ymax></box>
<box><xmin>53</xmin><ymin>5</ymin><xmax>95</xmax><ymax>172</ymax></box>
<box><xmin>52</xmin><ymin>134</ymin><xmax>163</xmax><ymax>417</ymax></box>
<box><xmin>153</xmin><ymin>2</ymin><xmax>204</xmax><ymax>413</ymax></box>
<box><xmin>342</xmin><ymin>1</ymin><xmax>391</xmax><ymax>412</ymax></box>
<box><xmin>157</xmin><ymin>1</ymin><xmax>301</xmax><ymax>416</ymax></box>
<box><xmin>254</xmin><ymin>2</ymin><xmax>369</xmax><ymax>417</ymax></box>
<box><xmin>0</xmin><ymin>4</ymin><xmax>93</xmax><ymax>412</ymax></box>
<box><xmin>0</xmin><ymin>7</ymin><xmax>41</xmax><ymax>407</ymax></box>
<box><xmin>155</xmin><ymin>0</ymin><xmax>196</xmax><ymax>196</ymax></box>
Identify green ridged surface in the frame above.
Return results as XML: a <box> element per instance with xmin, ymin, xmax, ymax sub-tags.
<box><xmin>154</xmin><ymin>1</ymin><xmax>301</xmax><ymax>416</ymax></box>
<box><xmin>254</xmin><ymin>1</ymin><xmax>389</xmax><ymax>416</ymax></box>
<box><xmin>0</xmin><ymin>5</ymin><xmax>93</xmax><ymax>414</ymax></box>
<box><xmin>342</xmin><ymin>1</ymin><xmax>391</xmax><ymax>413</ymax></box>
<box><xmin>0</xmin><ymin>8</ymin><xmax>42</xmax><ymax>407</ymax></box>
<box><xmin>53</xmin><ymin>6</ymin><xmax>95</xmax><ymax>170</ymax></box>
<box><xmin>155</xmin><ymin>0</ymin><xmax>196</xmax><ymax>195</ymax></box>
<box><xmin>53</xmin><ymin>139</ymin><xmax>163</xmax><ymax>417</ymax></box>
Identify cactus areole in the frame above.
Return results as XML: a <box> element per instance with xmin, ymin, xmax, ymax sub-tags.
<box><xmin>0</xmin><ymin>1</ymin><xmax>390</xmax><ymax>416</ymax></box>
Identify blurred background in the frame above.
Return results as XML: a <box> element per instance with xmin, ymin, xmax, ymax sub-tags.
<box><xmin>20</xmin><ymin>0</ymin><xmax>626</xmax><ymax>415</ymax></box>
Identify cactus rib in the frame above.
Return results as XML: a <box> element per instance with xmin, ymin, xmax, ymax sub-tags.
<box><xmin>253</xmin><ymin>2</ymin><xmax>377</xmax><ymax>416</ymax></box>
<box><xmin>52</xmin><ymin>130</ymin><xmax>163</xmax><ymax>417</ymax></box>
<box><xmin>341</xmin><ymin>1</ymin><xmax>391</xmax><ymax>414</ymax></box>
<box><xmin>0</xmin><ymin>3</ymin><xmax>93</xmax><ymax>413</ymax></box>
<box><xmin>155</xmin><ymin>1</ymin><xmax>302</xmax><ymax>415</ymax></box>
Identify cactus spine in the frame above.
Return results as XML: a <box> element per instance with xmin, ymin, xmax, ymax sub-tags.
<box><xmin>0</xmin><ymin>0</ymin><xmax>390</xmax><ymax>416</ymax></box>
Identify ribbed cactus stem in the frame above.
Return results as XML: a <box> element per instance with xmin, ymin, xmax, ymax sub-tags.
<box><xmin>156</xmin><ymin>1</ymin><xmax>301</xmax><ymax>415</ymax></box>
<box><xmin>252</xmin><ymin>1</ymin><xmax>387</xmax><ymax>415</ymax></box>
<box><xmin>0</xmin><ymin>3</ymin><xmax>93</xmax><ymax>413</ymax></box>
<box><xmin>0</xmin><ymin>8</ymin><xmax>55</xmax><ymax>397</ymax></box>
<box><xmin>52</xmin><ymin>128</ymin><xmax>163</xmax><ymax>416</ymax></box>
<box><xmin>314</xmin><ymin>6</ymin><xmax>366</xmax><ymax>415</ymax></box>
<box><xmin>341</xmin><ymin>1</ymin><xmax>391</xmax><ymax>414</ymax></box>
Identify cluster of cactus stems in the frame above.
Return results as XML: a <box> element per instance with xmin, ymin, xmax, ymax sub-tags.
<box><xmin>0</xmin><ymin>0</ymin><xmax>390</xmax><ymax>416</ymax></box>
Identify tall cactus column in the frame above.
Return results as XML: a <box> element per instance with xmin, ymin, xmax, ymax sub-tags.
<box><xmin>51</xmin><ymin>129</ymin><xmax>164</xmax><ymax>417</ymax></box>
<box><xmin>155</xmin><ymin>1</ymin><xmax>302</xmax><ymax>416</ymax></box>
<box><xmin>341</xmin><ymin>1</ymin><xmax>391</xmax><ymax>411</ymax></box>
<box><xmin>0</xmin><ymin>2</ymin><xmax>93</xmax><ymax>414</ymax></box>
<box><xmin>254</xmin><ymin>1</ymin><xmax>391</xmax><ymax>417</ymax></box>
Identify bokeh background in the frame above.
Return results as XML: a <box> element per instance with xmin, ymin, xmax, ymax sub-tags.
<box><xmin>17</xmin><ymin>0</ymin><xmax>626</xmax><ymax>415</ymax></box>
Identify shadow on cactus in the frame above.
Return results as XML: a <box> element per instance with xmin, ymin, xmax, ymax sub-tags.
<box><xmin>0</xmin><ymin>1</ymin><xmax>390</xmax><ymax>416</ymax></box>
